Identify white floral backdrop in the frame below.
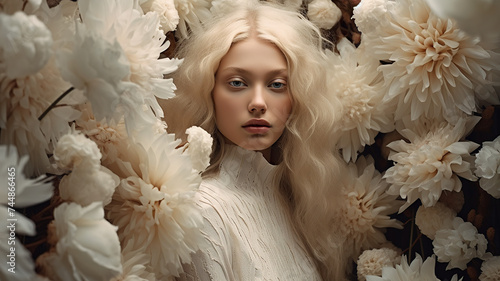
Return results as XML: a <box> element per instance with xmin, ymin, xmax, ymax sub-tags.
<box><xmin>0</xmin><ymin>0</ymin><xmax>499</xmax><ymax>280</ymax></box>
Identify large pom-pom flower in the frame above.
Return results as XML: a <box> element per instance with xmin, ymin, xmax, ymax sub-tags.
<box><xmin>357</xmin><ymin>248</ymin><xmax>401</xmax><ymax>281</ymax></box>
<box><xmin>358</xmin><ymin>0</ymin><xmax>500</xmax><ymax>122</ymax></box>
<box><xmin>338</xmin><ymin>155</ymin><xmax>403</xmax><ymax>260</ymax></box>
<box><xmin>106</xmin><ymin>132</ymin><xmax>206</xmax><ymax>279</ymax></box>
<box><xmin>433</xmin><ymin>217</ymin><xmax>490</xmax><ymax>270</ymax></box>
<box><xmin>384</xmin><ymin>117</ymin><xmax>479</xmax><ymax>212</ymax></box>
<box><xmin>415</xmin><ymin>202</ymin><xmax>456</xmax><ymax>239</ymax></box>
<box><xmin>307</xmin><ymin>0</ymin><xmax>342</xmax><ymax>30</ymax></box>
<box><xmin>327</xmin><ymin>38</ymin><xmax>395</xmax><ymax>162</ymax></box>
<box><xmin>474</xmin><ymin>135</ymin><xmax>500</xmax><ymax>198</ymax></box>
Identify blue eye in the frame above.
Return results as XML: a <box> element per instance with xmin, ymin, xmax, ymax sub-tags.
<box><xmin>269</xmin><ymin>82</ymin><xmax>286</xmax><ymax>89</ymax></box>
<box><xmin>228</xmin><ymin>80</ymin><xmax>246</xmax><ymax>87</ymax></box>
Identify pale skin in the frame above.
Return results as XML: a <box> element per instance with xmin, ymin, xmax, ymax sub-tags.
<box><xmin>213</xmin><ymin>36</ymin><xmax>292</xmax><ymax>162</ymax></box>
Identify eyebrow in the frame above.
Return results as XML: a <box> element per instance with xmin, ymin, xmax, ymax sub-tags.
<box><xmin>217</xmin><ymin>67</ymin><xmax>288</xmax><ymax>78</ymax></box>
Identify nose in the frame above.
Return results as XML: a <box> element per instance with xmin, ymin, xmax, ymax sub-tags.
<box><xmin>248</xmin><ymin>86</ymin><xmax>267</xmax><ymax>114</ymax></box>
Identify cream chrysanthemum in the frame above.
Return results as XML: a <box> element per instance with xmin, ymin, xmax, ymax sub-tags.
<box><xmin>338</xmin><ymin>155</ymin><xmax>403</xmax><ymax>260</ymax></box>
<box><xmin>415</xmin><ymin>202</ymin><xmax>456</xmax><ymax>239</ymax></box>
<box><xmin>106</xmin><ymin>132</ymin><xmax>204</xmax><ymax>279</ymax></box>
<box><xmin>475</xmin><ymin>135</ymin><xmax>500</xmax><ymax>199</ymax></box>
<box><xmin>357</xmin><ymin>248</ymin><xmax>401</xmax><ymax>281</ymax></box>
<box><xmin>479</xmin><ymin>256</ymin><xmax>500</xmax><ymax>281</ymax></box>
<box><xmin>174</xmin><ymin>0</ymin><xmax>212</xmax><ymax>39</ymax></box>
<box><xmin>433</xmin><ymin>217</ymin><xmax>490</xmax><ymax>270</ymax></box>
<box><xmin>327</xmin><ymin>38</ymin><xmax>394</xmax><ymax>162</ymax></box>
<box><xmin>384</xmin><ymin>117</ymin><xmax>479</xmax><ymax>212</ymax></box>
<box><xmin>365</xmin><ymin>254</ymin><xmax>456</xmax><ymax>281</ymax></box>
<box><xmin>360</xmin><ymin>0</ymin><xmax>500</xmax><ymax>122</ymax></box>
<box><xmin>140</xmin><ymin>0</ymin><xmax>180</xmax><ymax>33</ymax></box>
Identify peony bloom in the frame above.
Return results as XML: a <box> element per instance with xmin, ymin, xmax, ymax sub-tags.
<box><xmin>327</xmin><ymin>38</ymin><xmax>395</xmax><ymax>162</ymax></box>
<box><xmin>185</xmin><ymin>126</ymin><xmax>213</xmax><ymax>172</ymax></box>
<box><xmin>424</xmin><ymin>0</ymin><xmax>500</xmax><ymax>44</ymax></box>
<box><xmin>479</xmin><ymin>256</ymin><xmax>500</xmax><ymax>281</ymax></box>
<box><xmin>357</xmin><ymin>248</ymin><xmax>401</xmax><ymax>281</ymax></box>
<box><xmin>140</xmin><ymin>0</ymin><xmax>180</xmax><ymax>33</ymax></box>
<box><xmin>338</xmin><ymin>155</ymin><xmax>403</xmax><ymax>260</ymax></box>
<box><xmin>106</xmin><ymin>132</ymin><xmax>205</xmax><ymax>279</ymax></box>
<box><xmin>306</xmin><ymin>0</ymin><xmax>342</xmax><ymax>30</ymax></box>
<box><xmin>53</xmin><ymin>131</ymin><xmax>102</xmax><ymax>170</ymax></box>
<box><xmin>359</xmin><ymin>0</ymin><xmax>500</xmax><ymax>122</ymax></box>
<box><xmin>433</xmin><ymin>217</ymin><xmax>490</xmax><ymax>270</ymax></box>
<box><xmin>415</xmin><ymin>202</ymin><xmax>456</xmax><ymax>239</ymax></box>
<box><xmin>59</xmin><ymin>165</ymin><xmax>119</xmax><ymax>207</ymax></box>
<box><xmin>0</xmin><ymin>11</ymin><xmax>53</xmax><ymax>79</ymax></box>
<box><xmin>37</xmin><ymin>202</ymin><xmax>122</xmax><ymax>281</ymax></box>
<box><xmin>474</xmin><ymin>135</ymin><xmax>500</xmax><ymax>198</ymax></box>
<box><xmin>365</xmin><ymin>254</ymin><xmax>445</xmax><ymax>281</ymax></box>
<box><xmin>384</xmin><ymin>117</ymin><xmax>479</xmax><ymax>212</ymax></box>
<box><xmin>0</xmin><ymin>145</ymin><xmax>53</xmax><ymax>281</ymax></box>
<box><xmin>352</xmin><ymin>0</ymin><xmax>395</xmax><ymax>34</ymax></box>
<box><xmin>173</xmin><ymin>0</ymin><xmax>212</xmax><ymax>39</ymax></box>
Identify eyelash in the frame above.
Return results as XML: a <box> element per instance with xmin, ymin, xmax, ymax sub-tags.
<box><xmin>227</xmin><ymin>79</ymin><xmax>287</xmax><ymax>90</ymax></box>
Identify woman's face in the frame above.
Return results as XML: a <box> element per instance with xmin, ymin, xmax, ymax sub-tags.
<box><xmin>213</xmin><ymin>36</ymin><xmax>292</xmax><ymax>157</ymax></box>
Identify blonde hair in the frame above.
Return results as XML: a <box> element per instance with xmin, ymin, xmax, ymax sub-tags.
<box><xmin>163</xmin><ymin>2</ymin><xmax>348</xmax><ymax>280</ymax></box>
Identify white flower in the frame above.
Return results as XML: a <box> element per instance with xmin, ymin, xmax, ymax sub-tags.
<box><xmin>0</xmin><ymin>145</ymin><xmax>53</xmax><ymax>281</ymax></box>
<box><xmin>307</xmin><ymin>0</ymin><xmax>342</xmax><ymax>29</ymax></box>
<box><xmin>365</xmin><ymin>254</ymin><xmax>441</xmax><ymax>281</ymax></box>
<box><xmin>360</xmin><ymin>0</ymin><xmax>500</xmax><ymax>122</ymax></box>
<box><xmin>327</xmin><ymin>38</ymin><xmax>395</xmax><ymax>162</ymax></box>
<box><xmin>37</xmin><ymin>202</ymin><xmax>122</xmax><ymax>281</ymax></box>
<box><xmin>106</xmin><ymin>132</ymin><xmax>204</xmax><ymax>279</ymax></box>
<box><xmin>357</xmin><ymin>248</ymin><xmax>401</xmax><ymax>281</ymax></box>
<box><xmin>415</xmin><ymin>202</ymin><xmax>456</xmax><ymax>239</ymax></box>
<box><xmin>53</xmin><ymin>131</ymin><xmax>102</xmax><ymax>170</ymax></box>
<box><xmin>384</xmin><ymin>117</ymin><xmax>479</xmax><ymax>212</ymax></box>
<box><xmin>174</xmin><ymin>0</ymin><xmax>212</xmax><ymax>39</ymax></box>
<box><xmin>210</xmin><ymin>0</ymin><xmax>258</xmax><ymax>17</ymax></box>
<box><xmin>353</xmin><ymin>0</ymin><xmax>395</xmax><ymax>34</ymax></box>
<box><xmin>475</xmin><ymin>135</ymin><xmax>500</xmax><ymax>198</ymax></box>
<box><xmin>0</xmin><ymin>11</ymin><xmax>52</xmax><ymax>79</ymax></box>
<box><xmin>56</xmin><ymin>23</ymin><xmax>133</xmax><ymax>123</ymax></box>
<box><xmin>338</xmin><ymin>155</ymin><xmax>403</xmax><ymax>260</ymax></box>
<box><xmin>424</xmin><ymin>0</ymin><xmax>500</xmax><ymax>44</ymax></box>
<box><xmin>479</xmin><ymin>256</ymin><xmax>500</xmax><ymax>281</ymax></box>
<box><xmin>112</xmin><ymin>242</ymin><xmax>157</xmax><ymax>281</ymax></box>
<box><xmin>433</xmin><ymin>217</ymin><xmax>490</xmax><ymax>270</ymax></box>
<box><xmin>185</xmin><ymin>126</ymin><xmax>213</xmax><ymax>172</ymax></box>
<box><xmin>59</xmin><ymin>165</ymin><xmax>119</xmax><ymax>206</ymax></box>
<box><xmin>140</xmin><ymin>0</ymin><xmax>180</xmax><ymax>32</ymax></box>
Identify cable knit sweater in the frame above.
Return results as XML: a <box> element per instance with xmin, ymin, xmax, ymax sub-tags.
<box><xmin>178</xmin><ymin>145</ymin><xmax>322</xmax><ymax>281</ymax></box>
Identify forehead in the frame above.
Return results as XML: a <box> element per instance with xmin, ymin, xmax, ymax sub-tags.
<box><xmin>217</xmin><ymin>37</ymin><xmax>288</xmax><ymax>73</ymax></box>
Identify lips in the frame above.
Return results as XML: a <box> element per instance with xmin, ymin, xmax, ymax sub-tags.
<box><xmin>242</xmin><ymin>119</ymin><xmax>271</xmax><ymax>134</ymax></box>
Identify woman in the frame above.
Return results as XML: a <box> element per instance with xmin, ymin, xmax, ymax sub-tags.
<box><xmin>164</xmin><ymin>2</ymin><xmax>348</xmax><ymax>280</ymax></box>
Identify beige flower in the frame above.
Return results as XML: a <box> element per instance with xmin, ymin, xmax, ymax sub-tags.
<box><xmin>53</xmin><ymin>131</ymin><xmax>102</xmax><ymax>170</ymax></box>
<box><xmin>37</xmin><ymin>202</ymin><xmax>122</xmax><ymax>281</ymax></box>
<box><xmin>353</xmin><ymin>0</ymin><xmax>395</xmax><ymax>34</ymax></box>
<box><xmin>365</xmin><ymin>254</ymin><xmax>447</xmax><ymax>281</ymax></box>
<box><xmin>479</xmin><ymin>256</ymin><xmax>500</xmax><ymax>281</ymax></box>
<box><xmin>384</xmin><ymin>117</ymin><xmax>479</xmax><ymax>212</ymax></box>
<box><xmin>338</xmin><ymin>155</ymin><xmax>403</xmax><ymax>260</ymax></box>
<box><xmin>307</xmin><ymin>0</ymin><xmax>341</xmax><ymax>29</ymax></box>
<box><xmin>415</xmin><ymin>202</ymin><xmax>456</xmax><ymax>239</ymax></box>
<box><xmin>174</xmin><ymin>0</ymin><xmax>212</xmax><ymax>39</ymax></box>
<box><xmin>106</xmin><ymin>132</ymin><xmax>204</xmax><ymax>279</ymax></box>
<box><xmin>327</xmin><ymin>38</ymin><xmax>394</xmax><ymax>162</ymax></box>
<box><xmin>433</xmin><ymin>217</ymin><xmax>490</xmax><ymax>270</ymax></box>
<box><xmin>185</xmin><ymin>126</ymin><xmax>213</xmax><ymax>172</ymax></box>
<box><xmin>359</xmin><ymin>0</ymin><xmax>500</xmax><ymax>122</ymax></box>
<box><xmin>475</xmin><ymin>135</ymin><xmax>500</xmax><ymax>198</ymax></box>
<box><xmin>140</xmin><ymin>0</ymin><xmax>179</xmax><ymax>33</ymax></box>
<box><xmin>357</xmin><ymin>248</ymin><xmax>401</xmax><ymax>281</ymax></box>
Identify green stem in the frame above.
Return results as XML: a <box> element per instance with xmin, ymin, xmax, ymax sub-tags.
<box><xmin>38</xmin><ymin>87</ymin><xmax>75</xmax><ymax>121</ymax></box>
